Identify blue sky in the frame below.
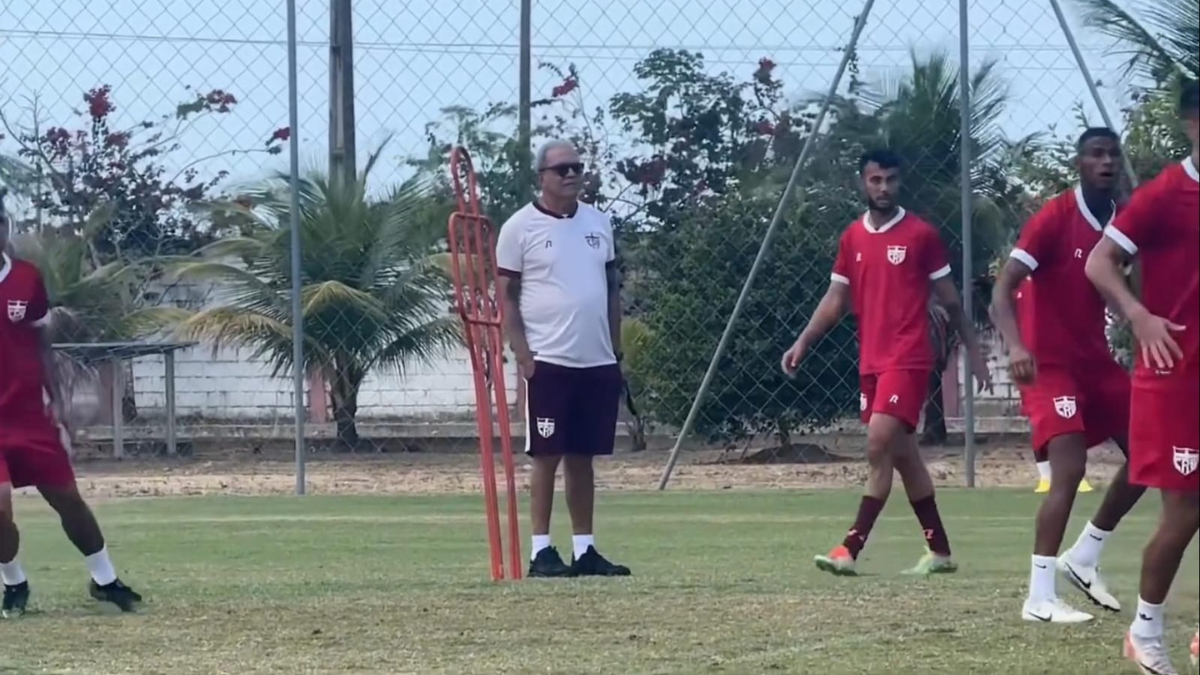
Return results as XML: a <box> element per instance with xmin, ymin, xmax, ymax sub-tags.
<box><xmin>0</xmin><ymin>0</ymin><xmax>1139</xmax><ymax>202</ymax></box>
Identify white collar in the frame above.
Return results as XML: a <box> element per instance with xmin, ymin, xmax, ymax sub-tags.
<box><xmin>1073</xmin><ymin>186</ymin><xmax>1115</xmax><ymax>232</ymax></box>
<box><xmin>1183</xmin><ymin>156</ymin><xmax>1199</xmax><ymax>183</ymax></box>
<box><xmin>861</xmin><ymin>207</ymin><xmax>906</xmax><ymax>234</ymax></box>
<box><xmin>0</xmin><ymin>253</ymin><xmax>11</xmax><ymax>285</ymax></box>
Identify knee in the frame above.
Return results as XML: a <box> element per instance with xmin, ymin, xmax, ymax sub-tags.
<box><xmin>563</xmin><ymin>455</ymin><xmax>593</xmax><ymax>477</ymax></box>
<box><xmin>1050</xmin><ymin>459</ymin><xmax>1086</xmax><ymax>489</ymax></box>
<box><xmin>865</xmin><ymin>431</ymin><xmax>891</xmax><ymax>465</ymax></box>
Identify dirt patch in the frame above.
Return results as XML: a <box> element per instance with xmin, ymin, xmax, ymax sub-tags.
<box><xmin>25</xmin><ymin>436</ymin><xmax>1128</xmax><ymax>500</ymax></box>
<box><xmin>713</xmin><ymin>443</ymin><xmax>854</xmax><ymax>465</ymax></box>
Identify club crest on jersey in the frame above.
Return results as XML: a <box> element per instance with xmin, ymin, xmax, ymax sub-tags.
<box><xmin>886</xmin><ymin>245</ymin><xmax>907</xmax><ymax>265</ymax></box>
<box><xmin>1173</xmin><ymin>446</ymin><xmax>1199</xmax><ymax>476</ymax></box>
<box><xmin>584</xmin><ymin>232</ymin><xmax>601</xmax><ymax>249</ymax></box>
<box><xmin>1053</xmin><ymin>396</ymin><xmax>1077</xmax><ymax>419</ymax></box>
<box><xmin>536</xmin><ymin>417</ymin><xmax>555</xmax><ymax>438</ymax></box>
<box><xmin>6</xmin><ymin>299</ymin><xmax>27</xmax><ymax>322</ymax></box>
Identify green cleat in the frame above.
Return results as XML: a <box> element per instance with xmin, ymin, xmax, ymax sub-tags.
<box><xmin>814</xmin><ymin>545</ymin><xmax>859</xmax><ymax>577</ymax></box>
<box><xmin>903</xmin><ymin>550</ymin><xmax>958</xmax><ymax>576</ymax></box>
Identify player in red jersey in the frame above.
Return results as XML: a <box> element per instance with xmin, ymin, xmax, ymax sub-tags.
<box><xmin>782</xmin><ymin>149</ymin><xmax>992</xmax><ymax>576</ymax></box>
<box><xmin>991</xmin><ymin>127</ymin><xmax>1147</xmax><ymax>623</ymax></box>
<box><xmin>1085</xmin><ymin>80</ymin><xmax>1199</xmax><ymax>675</ymax></box>
<box><xmin>0</xmin><ymin>205</ymin><xmax>143</xmax><ymax>618</ymax></box>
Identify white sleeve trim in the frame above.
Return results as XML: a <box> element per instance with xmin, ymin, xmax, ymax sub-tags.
<box><xmin>31</xmin><ymin>314</ymin><xmax>51</xmax><ymax>328</ymax></box>
<box><xmin>1009</xmin><ymin>248</ymin><xmax>1039</xmax><ymax>271</ymax></box>
<box><xmin>928</xmin><ymin>264</ymin><xmax>952</xmax><ymax>281</ymax></box>
<box><xmin>1103</xmin><ymin>225</ymin><xmax>1138</xmax><ymax>256</ymax></box>
<box><xmin>830</xmin><ymin>273</ymin><xmax>850</xmax><ymax>285</ymax></box>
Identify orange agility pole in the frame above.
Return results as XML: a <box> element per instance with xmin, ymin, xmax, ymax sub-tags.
<box><xmin>447</xmin><ymin>146</ymin><xmax>523</xmax><ymax>581</ymax></box>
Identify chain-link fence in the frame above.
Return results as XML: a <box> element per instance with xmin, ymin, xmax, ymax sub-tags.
<box><xmin>1</xmin><ymin>0</ymin><xmax>1187</xmax><ymax>491</ymax></box>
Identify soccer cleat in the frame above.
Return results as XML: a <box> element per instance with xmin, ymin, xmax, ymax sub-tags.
<box><xmin>1078</xmin><ymin>479</ymin><xmax>1095</xmax><ymax>493</ymax></box>
<box><xmin>1189</xmin><ymin>628</ymin><xmax>1197</xmax><ymax>667</ymax></box>
<box><xmin>527</xmin><ymin>546</ymin><xmax>572</xmax><ymax>578</ymax></box>
<box><xmin>570</xmin><ymin>546</ymin><xmax>631</xmax><ymax>577</ymax></box>
<box><xmin>1125</xmin><ymin>631</ymin><xmax>1179</xmax><ymax>675</ymax></box>
<box><xmin>1021</xmin><ymin>596</ymin><xmax>1094</xmax><ymax>623</ymax></box>
<box><xmin>2</xmin><ymin>581</ymin><xmax>29</xmax><ymax>619</ymax></box>
<box><xmin>903</xmin><ymin>549</ymin><xmax>958</xmax><ymax>576</ymax></box>
<box><xmin>814</xmin><ymin>545</ymin><xmax>858</xmax><ymax>577</ymax></box>
<box><xmin>89</xmin><ymin>579</ymin><xmax>142</xmax><ymax>612</ymax></box>
<box><xmin>1058</xmin><ymin>555</ymin><xmax>1120</xmax><ymax>612</ymax></box>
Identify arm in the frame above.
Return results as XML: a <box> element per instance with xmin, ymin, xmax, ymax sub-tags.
<box><xmin>496</xmin><ymin>274</ymin><xmax>532</xmax><ymax>361</ymax></box>
<box><xmin>606</xmin><ymin>262</ymin><xmax>622</xmax><ymax>360</ymax></box>
<box><xmin>988</xmin><ymin>258</ymin><xmax>1033</xmax><ymax>356</ymax></box>
<box><xmin>1085</xmin><ymin>238</ymin><xmax>1143</xmax><ymax>322</ymax></box>
<box><xmin>934</xmin><ymin>276</ymin><xmax>992</xmax><ymax>390</ymax></box>
<box><xmin>797</xmin><ymin>282</ymin><xmax>849</xmax><ymax>349</ymax></box>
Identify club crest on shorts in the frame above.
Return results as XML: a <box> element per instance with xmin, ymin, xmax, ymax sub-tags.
<box><xmin>886</xmin><ymin>245</ymin><xmax>907</xmax><ymax>265</ymax></box>
<box><xmin>585</xmin><ymin>233</ymin><xmax>601</xmax><ymax>249</ymax></box>
<box><xmin>7</xmin><ymin>299</ymin><xmax>27</xmax><ymax>322</ymax></box>
<box><xmin>536</xmin><ymin>417</ymin><xmax>555</xmax><ymax>438</ymax></box>
<box><xmin>1052</xmin><ymin>396</ymin><xmax>1077</xmax><ymax>419</ymax></box>
<box><xmin>1173</xmin><ymin>446</ymin><xmax>1199</xmax><ymax>476</ymax></box>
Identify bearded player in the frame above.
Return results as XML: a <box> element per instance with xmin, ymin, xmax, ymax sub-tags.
<box><xmin>0</xmin><ymin>206</ymin><xmax>143</xmax><ymax>618</ymax></box>
<box><xmin>991</xmin><ymin>127</ymin><xmax>1147</xmax><ymax>624</ymax></box>
<box><xmin>1085</xmin><ymin>80</ymin><xmax>1199</xmax><ymax>674</ymax></box>
<box><xmin>782</xmin><ymin>149</ymin><xmax>992</xmax><ymax>576</ymax></box>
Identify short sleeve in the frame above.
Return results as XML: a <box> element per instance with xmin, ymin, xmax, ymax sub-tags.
<box><xmin>28</xmin><ymin>268</ymin><xmax>51</xmax><ymax>328</ymax></box>
<box><xmin>494</xmin><ymin>215</ymin><xmax>525</xmax><ymax>276</ymax></box>
<box><xmin>1105</xmin><ymin>178</ymin><xmax>1163</xmax><ymax>256</ymax></box>
<box><xmin>924</xmin><ymin>228</ymin><xmax>952</xmax><ymax>281</ymax></box>
<box><xmin>830</xmin><ymin>230</ymin><xmax>852</xmax><ymax>285</ymax></box>
<box><xmin>1010</xmin><ymin>203</ymin><xmax>1057</xmax><ymax>272</ymax></box>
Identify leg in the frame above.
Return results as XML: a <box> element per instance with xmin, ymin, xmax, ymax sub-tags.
<box><xmin>564</xmin><ymin>364</ymin><xmax>628</xmax><ymax>577</ymax></box>
<box><xmin>0</xmin><ymin>476</ymin><xmax>31</xmax><ymax>619</ymax></box>
<box><xmin>523</xmin><ymin>362</ymin><xmax>572</xmax><ymax>578</ymax></box>
<box><xmin>892</xmin><ymin>431</ymin><xmax>953</xmax><ymax>559</ymax></box>
<box><xmin>1126</xmin><ymin>491</ymin><xmax>1200</xmax><ymax>673</ymax></box>
<box><xmin>815</xmin><ymin>374</ymin><xmax>896</xmax><ymax>576</ymax></box>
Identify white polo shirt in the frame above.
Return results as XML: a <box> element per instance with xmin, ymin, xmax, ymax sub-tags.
<box><xmin>495</xmin><ymin>201</ymin><xmax>617</xmax><ymax>369</ymax></box>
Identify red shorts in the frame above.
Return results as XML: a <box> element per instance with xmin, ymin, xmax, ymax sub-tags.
<box><xmin>0</xmin><ymin>410</ymin><xmax>77</xmax><ymax>489</ymax></box>
<box><xmin>1128</xmin><ymin>378</ymin><xmax>1199</xmax><ymax>493</ymax></box>
<box><xmin>1018</xmin><ymin>361</ymin><xmax>1130</xmax><ymax>452</ymax></box>
<box><xmin>860</xmin><ymin>370</ymin><xmax>928</xmax><ymax>431</ymax></box>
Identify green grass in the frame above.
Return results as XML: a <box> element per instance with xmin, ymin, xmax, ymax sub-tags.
<box><xmin>2</xmin><ymin>489</ymin><xmax>1197</xmax><ymax>674</ymax></box>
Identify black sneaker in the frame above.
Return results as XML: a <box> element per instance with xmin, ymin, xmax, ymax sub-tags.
<box><xmin>89</xmin><ymin>579</ymin><xmax>142</xmax><ymax>612</ymax></box>
<box><xmin>570</xmin><ymin>546</ymin><xmax>631</xmax><ymax>577</ymax></box>
<box><xmin>527</xmin><ymin>546</ymin><xmax>572</xmax><ymax>578</ymax></box>
<box><xmin>2</xmin><ymin>581</ymin><xmax>29</xmax><ymax>618</ymax></box>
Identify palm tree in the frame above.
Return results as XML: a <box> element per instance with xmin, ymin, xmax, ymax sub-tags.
<box><xmin>161</xmin><ymin>149</ymin><xmax>460</xmax><ymax>449</ymax></box>
<box><xmin>1070</xmin><ymin>0</ymin><xmax>1198</xmax><ymax>89</ymax></box>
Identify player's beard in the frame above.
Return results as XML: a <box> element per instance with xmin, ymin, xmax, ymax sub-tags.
<box><xmin>867</xmin><ymin>196</ymin><xmax>896</xmax><ymax>214</ymax></box>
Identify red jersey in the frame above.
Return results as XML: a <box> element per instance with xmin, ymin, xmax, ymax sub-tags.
<box><xmin>0</xmin><ymin>254</ymin><xmax>52</xmax><ymax>414</ymax></box>
<box><xmin>1104</xmin><ymin>159</ymin><xmax>1200</xmax><ymax>384</ymax></box>
<box><xmin>1011</xmin><ymin>187</ymin><xmax>1115</xmax><ymax>367</ymax></box>
<box><xmin>831</xmin><ymin>208</ymin><xmax>951</xmax><ymax>374</ymax></box>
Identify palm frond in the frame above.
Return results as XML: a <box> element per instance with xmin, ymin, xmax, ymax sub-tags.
<box><xmin>1071</xmin><ymin>0</ymin><xmax>1197</xmax><ymax>85</ymax></box>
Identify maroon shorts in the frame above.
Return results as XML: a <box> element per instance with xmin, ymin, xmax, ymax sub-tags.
<box><xmin>1018</xmin><ymin>360</ymin><xmax>1130</xmax><ymax>452</ymax></box>
<box><xmin>0</xmin><ymin>409</ymin><xmax>77</xmax><ymax>489</ymax></box>
<box><xmin>524</xmin><ymin>361</ymin><xmax>622</xmax><ymax>457</ymax></box>
<box><xmin>859</xmin><ymin>370</ymin><xmax>929</xmax><ymax>432</ymax></box>
<box><xmin>1128</xmin><ymin>378</ymin><xmax>1199</xmax><ymax>493</ymax></box>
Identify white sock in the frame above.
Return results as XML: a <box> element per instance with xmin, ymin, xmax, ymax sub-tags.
<box><xmin>1029</xmin><ymin>555</ymin><xmax>1057</xmax><ymax>601</ymax></box>
<box><xmin>0</xmin><ymin>559</ymin><xmax>26</xmax><ymax>586</ymax></box>
<box><xmin>1131</xmin><ymin>597</ymin><xmax>1165</xmax><ymax>639</ymax></box>
<box><xmin>1036</xmin><ymin>461</ymin><xmax>1051</xmax><ymax>480</ymax></box>
<box><xmin>530</xmin><ymin>534</ymin><xmax>551</xmax><ymax>561</ymax></box>
<box><xmin>572</xmin><ymin>534</ymin><xmax>595</xmax><ymax>560</ymax></box>
<box><xmin>1067</xmin><ymin>521</ymin><xmax>1110</xmax><ymax>567</ymax></box>
<box><xmin>85</xmin><ymin>547</ymin><xmax>118</xmax><ymax>586</ymax></box>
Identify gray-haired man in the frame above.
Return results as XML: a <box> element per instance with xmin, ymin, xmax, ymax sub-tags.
<box><xmin>495</xmin><ymin>140</ymin><xmax>630</xmax><ymax>578</ymax></box>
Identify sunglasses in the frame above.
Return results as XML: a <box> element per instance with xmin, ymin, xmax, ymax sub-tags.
<box><xmin>541</xmin><ymin>162</ymin><xmax>584</xmax><ymax>178</ymax></box>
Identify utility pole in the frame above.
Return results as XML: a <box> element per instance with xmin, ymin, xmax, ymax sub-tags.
<box><xmin>329</xmin><ymin>0</ymin><xmax>356</xmax><ymax>186</ymax></box>
<box><xmin>518</xmin><ymin>0</ymin><xmax>533</xmax><ymax>203</ymax></box>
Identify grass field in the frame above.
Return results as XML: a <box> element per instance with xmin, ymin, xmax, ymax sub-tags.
<box><xmin>2</xmin><ymin>487</ymin><xmax>1197</xmax><ymax>674</ymax></box>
